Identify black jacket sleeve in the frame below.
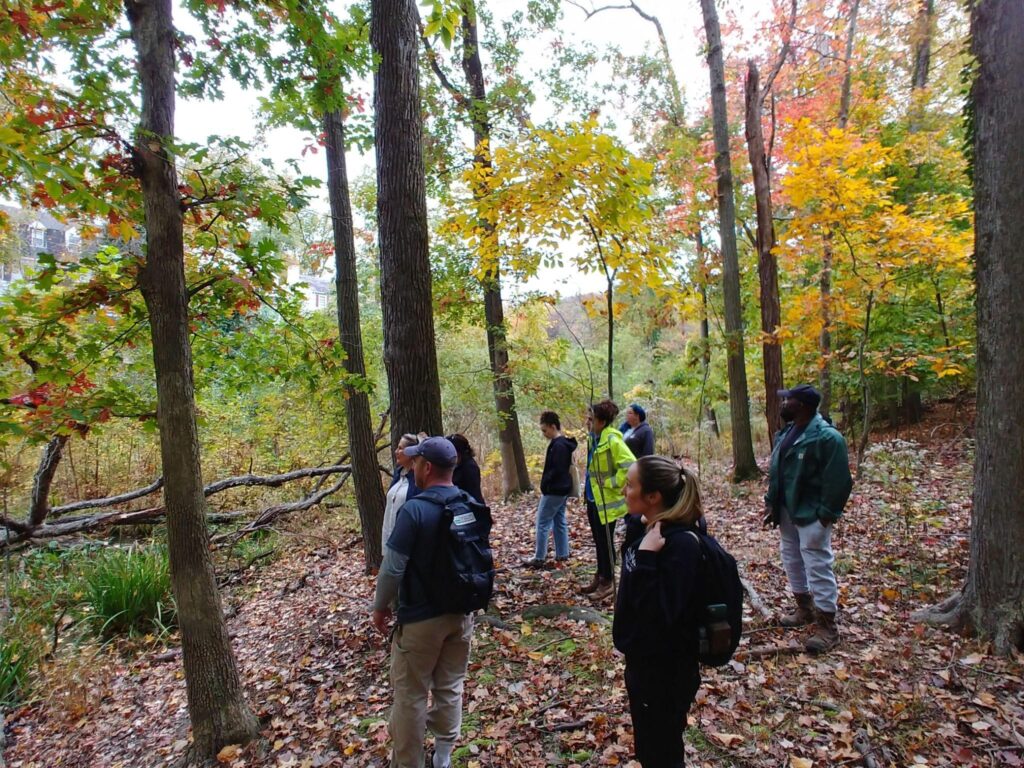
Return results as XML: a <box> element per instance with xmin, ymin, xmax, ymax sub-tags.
<box><xmin>613</xmin><ymin>532</ymin><xmax>701</xmax><ymax>657</ymax></box>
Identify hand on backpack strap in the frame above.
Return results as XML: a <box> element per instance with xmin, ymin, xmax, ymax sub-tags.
<box><xmin>638</xmin><ymin>520</ymin><xmax>665</xmax><ymax>552</ymax></box>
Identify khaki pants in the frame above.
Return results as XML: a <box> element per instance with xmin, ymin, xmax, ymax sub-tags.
<box><xmin>389</xmin><ymin>613</ymin><xmax>473</xmax><ymax>768</ymax></box>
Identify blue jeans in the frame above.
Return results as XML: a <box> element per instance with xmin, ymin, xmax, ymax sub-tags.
<box><xmin>534</xmin><ymin>494</ymin><xmax>570</xmax><ymax>561</ymax></box>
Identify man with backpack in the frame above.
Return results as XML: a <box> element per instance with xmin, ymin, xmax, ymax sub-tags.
<box><xmin>371</xmin><ymin>436</ymin><xmax>491</xmax><ymax>768</ymax></box>
<box><xmin>764</xmin><ymin>384</ymin><xmax>853</xmax><ymax>653</ymax></box>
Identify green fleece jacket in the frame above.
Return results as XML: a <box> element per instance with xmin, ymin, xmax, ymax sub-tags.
<box><xmin>765</xmin><ymin>414</ymin><xmax>852</xmax><ymax>526</ymax></box>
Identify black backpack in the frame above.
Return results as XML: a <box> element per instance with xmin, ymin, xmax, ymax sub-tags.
<box><xmin>680</xmin><ymin>527</ymin><xmax>744</xmax><ymax>667</ymax></box>
<box><xmin>417</xmin><ymin>489</ymin><xmax>495</xmax><ymax>614</ymax></box>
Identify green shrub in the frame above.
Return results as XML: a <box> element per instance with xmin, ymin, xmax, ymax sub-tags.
<box><xmin>81</xmin><ymin>546</ymin><xmax>175</xmax><ymax>638</ymax></box>
<box><xmin>0</xmin><ymin>635</ymin><xmax>33</xmax><ymax>706</ymax></box>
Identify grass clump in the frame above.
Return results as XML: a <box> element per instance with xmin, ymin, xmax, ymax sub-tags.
<box><xmin>0</xmin><ymin>635</ymin><xmax>34</xmax><ymax>706</ymax></box>
<box><xmin>81</xmin><ymin>546</ymin><xmax>175</xmax><ymax>638</ymax></box>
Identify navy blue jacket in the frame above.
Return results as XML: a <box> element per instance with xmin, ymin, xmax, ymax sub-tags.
<box><xmin>541</xmin><ymin>435</ymin><xmax>578</xmax><ymax>495</ymax></box>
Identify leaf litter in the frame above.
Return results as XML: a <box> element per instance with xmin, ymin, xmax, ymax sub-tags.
<box><xmin>4</xmin><ymin>404</ymin><xmax>1023</xmax><ymax>767</ymax></box>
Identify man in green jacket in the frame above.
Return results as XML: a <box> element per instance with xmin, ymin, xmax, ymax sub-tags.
<box><xmin>765</xmin><ymin>384</ymin><xmax>852</xmax><ymax>653</ymax></box>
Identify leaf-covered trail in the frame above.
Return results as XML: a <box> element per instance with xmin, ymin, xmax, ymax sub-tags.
<box><xmin>5</xmin><ymin>407</ymin><xmax>1023</xmax><ymax>767</ymax></box>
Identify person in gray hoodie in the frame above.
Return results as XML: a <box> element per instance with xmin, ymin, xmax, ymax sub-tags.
<box><xmin>524</xmin><ymin>410</ymin><xmax>578</xmax><ymax>568</ymax></box>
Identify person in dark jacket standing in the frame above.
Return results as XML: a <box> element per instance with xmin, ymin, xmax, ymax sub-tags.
<box><xmin>524</xmin><ymin>411</ymin><xmax>578</xmax><ymax>568</ymax></box>
<box><xmin>448</xmin><ymin>433</ymin><xmax>485</xmax><ymax>505</ymax></box>
<box><xmin>620</xmin><ymin>403</ymin><xmax>655</xmax><ymax>458</ymax></box>
<box><xmin>620</xmin><ymin>403</ymin><xmax>655</xmax><ymax>552</ymax></box>
<box><xmin>614</xmin><ymin>455</ymin><xmax>704</xmax><ymax>768</ymax></box>
<box><xmin>764</xmin><ymin>384</ymin><xmax>852</xmax><ymax>653</ymax></box>
<box><xmin>372</xmin><ymin>437</ymin><xmax>476</xmax><ymax>768</ymax></box>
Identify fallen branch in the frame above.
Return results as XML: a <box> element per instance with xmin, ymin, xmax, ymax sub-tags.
<box><xmin>854</xmin><ymin>728</ymin><xmax>882</xmax><ymax>768</ymax></box>
<box><xmin>739</xmin><ymin>569</ymin><xmax>772</xmax><ymax>620</ymax></box>
<box><xmin>734</xmin><ymin>641</ymin><xmax>804</xmax><ymax>660</ymax></box>
<box><xmin>2</xmin><ymin>464</ymin><xmax>352</xmax><ymax>549</ymax></box>
<box><xmin>50</xmin><ymin>476</ymin><xmax>164</xmax><ymax>517</ymax></box>
<box><xmin>210</xmin><ymin>472</ymin><xmax>350</xmax><ymax>545</ymax></box>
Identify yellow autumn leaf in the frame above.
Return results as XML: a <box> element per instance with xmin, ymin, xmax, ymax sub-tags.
<box><xmin>216</xmin><ymin>744</ymin><xmax>242</xmax><ymax>762</ymax></box>
<box><xmin>790</xmin><ymin>758</ymin><xmax>814</xmax><ymax>768</ymax></box>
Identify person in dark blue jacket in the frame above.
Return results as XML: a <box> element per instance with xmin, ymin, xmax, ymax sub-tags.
<box><xmin>448</xmin><ymin>433</ymin><xmax>485</xmax><ymax>505</ymax></box>
<box><xmin>524</xmin><ymin>411</ymin><xmax>578</xmax><ymax>568</ymax></box>
<box><xmin>620</xmin><ymin>403</ymin><xmax>655</xmax><ymax>552</ymax></box>
<box><xmin>620</xmin><ymin>403</ymin><xmax>655</xmax><ymax>458</ymax></box>
<box><xmin>614</xmin><ymin>455</ymin><xmax>704</xmax><ymax>768</ymax></box>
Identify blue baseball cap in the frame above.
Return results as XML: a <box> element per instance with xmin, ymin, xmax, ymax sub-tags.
<box><xmin>777</xmin><ymin>384</ymin><xmax>821</xmax><ymax>409</ymax></box>
<box><xmin>402</xmin><ymin>436</ymin><xmax>458</xmax><ymax>467</ymax></box>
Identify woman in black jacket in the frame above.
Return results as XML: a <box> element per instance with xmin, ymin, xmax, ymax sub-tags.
<box><xmin>448</xmin><ymin>433</ymin><xmax>485</xmax><ymax>505</ymax></box>
<box><xmin>613</xmin><ymin>455</ymin><xmax>704</xmax><ymax>768</ymax></box>
<box><xmin>620</xmin><ymin>404</ymin><xmax>656</xmax><ymax>552</ymax></box>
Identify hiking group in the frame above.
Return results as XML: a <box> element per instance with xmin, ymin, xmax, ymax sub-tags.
<box><xmin>370</xmin><ymin>384</ymin><xmax>853</xmax><ymax>768</ymax></box>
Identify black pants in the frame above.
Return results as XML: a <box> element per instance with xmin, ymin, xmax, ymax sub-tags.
<box><xmin>586</xmin><ymin>499</ymin><xmax>616</xmax><ymax>580</ymax></box>
<box><xmin>625</xmin><ymin>656</ymin><xmax>700</xmax><ymax>768</ymax></box>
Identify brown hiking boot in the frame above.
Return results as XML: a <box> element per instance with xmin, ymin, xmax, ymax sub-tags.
<box><xmin>805</xmin><ymin>610</ymin><xmax>840</xmax><ymax>654</ymax></box>
<box><xmin>578</xmin><ymin>574</ymin><xmax>602</xmax><ymax>594</ymax></box>
<box><xmin>780</xmin><ymin>592</ymin><xmax>815</xmax><ymax>628</ymax></box>
<box><xmin>592</xmin><ymin>577</ymin><xmax>614</xmax><ymax>600</ymax></box>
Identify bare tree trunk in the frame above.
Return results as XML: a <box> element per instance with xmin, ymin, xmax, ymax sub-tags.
<box><xmin>744</xmin><ymin>61</ymin><xmax>784</xmax><ymax>446</ymax></box>
<box><xmin>820</xmin><ymin>0</ymin><xmax>861</xmax><ymax>421</ymax></box>
<box><xmin>695</xmin><ymin>232</ymin><xmax>719</xmax><ymax>438</ymax></box>
<box><xmin>324</xmin><ymin>109</ymin><xmax>387</xmax><ymax>571</ymax></box>
<box><xmin>605</xmin><ymin>268</ymin><xmax>615</xmax><ymax>400</ymax></box>
<box><xmin>125</xmin><ymin>0</ymin><xmax>258</xmax><ymax>755</ymax></box>
<box><xmin>459</xmin><ymin>1</ymin><xmax>531</xmax><ymax>495</ymax></box>
<box><xmin>699</xmin><ymin>0</ymin><xmax>758</xmax><ymax>481</ymax></box>
<box><xmin>941</xmin><ymin>0</ymin><xmax>1024</xmax><ymax>653</ymax></box>
<box><xmin>911</xmin><ymin>0</ymin><xmax>935</xmax><ymax>92</ymax></box>
<box><xmin>915</xmin><ymin>0</ymin><xmax>1024</xmax><ymax>654</ymax></box>
<box><xmin>29</xmin><ymin>435</ymin><xmax>68</xmax><ymax>527</ymax></box>
<box><xmin>373</xmin><ymin>0</ymin><xmax>444</xmax><ymax>446</ymax></box>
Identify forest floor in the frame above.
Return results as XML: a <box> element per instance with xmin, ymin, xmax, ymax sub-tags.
<box><xmin>3</xmin><ymin>402</ymin><xmax>1024</xmax><ymax>768</ymax></box>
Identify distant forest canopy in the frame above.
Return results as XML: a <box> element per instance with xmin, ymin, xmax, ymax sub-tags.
<box><xmin>0</xmin><ymin>0</ymin><xmax>972</xmax><ymax>510</ymax></box>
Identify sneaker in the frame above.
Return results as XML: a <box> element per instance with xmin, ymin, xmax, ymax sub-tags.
<box><xmin>521</xmin><ymin>558</ymin><xmax>552</xmax><ymax>570</ymax></box>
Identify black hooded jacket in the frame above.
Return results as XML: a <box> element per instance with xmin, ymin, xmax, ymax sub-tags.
<box><xmin>540</xmin><ymin>435</ymin><xmax>578</xmax><ymax>496</ymax></box>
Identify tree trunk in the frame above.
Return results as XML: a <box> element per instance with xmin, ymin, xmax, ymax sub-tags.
<box><xmin>820</xmin><ymin>0</ymin><xmax>861</xmax><ymax>421</ymax></box>
<box><xmin>911</xmin><ymin>0</ymin><xmax>935</xmax><ymax>92</ymax></box>
<box><xmin>695</xmin><ymin>232</ymin><xmax>719</xmax><ymax>438</ymax></box>
<box><xmin>29</xmin><ymin>435</ymin><xmax>68</xmax><ymax>527</ymax></box>
<box><xmin>699</xmin><ymin>0</ymin><xmax>758</xmax><ymax>481</ymax></box>
<box><xmin>954</xmin><ymin>0</ymin><xmax>1024</xmax><ymax>653</ymax></box>
<box><xmin>125</xmin><ymin>0</ymin><xmax>258</xmax><ymax>755</ymax></box>
<box><xmin>460</xmin><ymin>1</ymin><xmax>531</xmax><ymax>495</ymax></box>
<box><xmin>372</xmin><ymin>0</ymin><xmax>444</xmax><ymax>447</ymax></box>
<box><xmin>605</xmin><ymin>269</ymin><xmax>615</xmax><ymax>401</ymax></box>
<box><xmin>324</xmin><ymin>109</ymin><xmax>387</xmax><ymax>571</ymax></box>
<box><xmin>744</xmin><ymin>61</ymin><xmax>784</xmax><ymax>446</ymax></box>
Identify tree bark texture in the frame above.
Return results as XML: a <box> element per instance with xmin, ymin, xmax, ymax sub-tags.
<box><xmin>29</xmin><ymin>435</ymin><xmax>68</xmax><ymax>527</ymax></box>
<box><xmin>961</xmin><ymin>0</ymin><xmax>1024</xmax><ymax>653</ymax></box>
<box><xmin>372</xmin><ymin>0</ymin><xmax>444</xmax><ymax>447</ymax></box>
<box><xmin>911</xmin><ymin>0</ymin><xmax>934</xmax><ymax>92</ymax></box>
<box><xmin>125</xmin><ymin>0</ymin><xmax>258</xmax><ymax>754</ymax></box>
<box><xmin>460</xmin><ymin>2</ymin><xmax>532</xmax><ymax>495</ymax></box>
<box><xmin>695</xmin><ymin>233</ymin><xmax>719</xmax><ymax>438</ymax></box>
<box><xmin>820</xmin><ymin>0</ymin><xmax>860</xmax><ymax>420</ymax></box>
<box><xmin>324</xmin><ymin>109</ymin><xmax>387</xmax><ymax>570</ymax></box>
<box><xmin>699</xmin><ymin>0</ymin><xmax>758</xmax><ymax>481</ymax></box>
<box><xmin>744</xmin><ymin>61</ymin><xmax>784</xmax><ymax>445</ymax></box>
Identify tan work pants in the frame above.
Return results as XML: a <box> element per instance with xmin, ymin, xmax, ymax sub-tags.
<box><xmin>389</xmin><ymin>613</ymin><xmax>473</xmax><ymax>768</ymax></box>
